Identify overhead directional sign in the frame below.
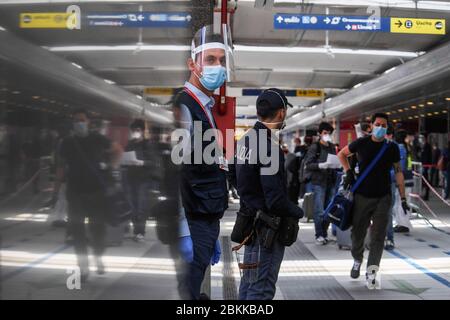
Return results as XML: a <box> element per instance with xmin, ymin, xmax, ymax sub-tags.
<box><xmin>242</xmin><ymin>89</ymin><xmax>324</xmax><ymax>98</ymax></box>
<box><xmin>87</xmin><ymin>12</ymin><xmax>191</xmax><ymax>28</ymax></box>
<box><xmin>143</xmin><ymin>88</ymin><xmax>174</xmax><ymax>96</ymax></box>
<box><xmin>274</xmin><ymin>14</ymin><xmax>388</xmax><ymax>32</ymax></box>
<box><xmin>390</xmin><ymin>17</ymin><xmax>445</xmax><ymax>35</ymax></box>
<box><xmin>20</xmin><ymin>13</ymin><xmax>73</xmax><ymax>29</ymax></box>
<box><xmin>296</xmin><ymin>89</ymin><xmax>324</xmax><ymax>98</ymax></box>
<box><xmin>274</xmin><ymin>14</ymin><xmax>446</xmax><ymax>35</ymax></box>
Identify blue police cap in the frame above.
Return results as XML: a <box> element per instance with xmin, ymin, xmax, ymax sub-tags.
<box><xmin>256</xmin><ymin>88</ymin><xmax>293</xmax><ymax>110</ymax></box>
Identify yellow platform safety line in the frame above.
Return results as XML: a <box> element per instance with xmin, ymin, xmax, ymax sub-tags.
<box><xmin>390</xmin><ymin>17</ymin><xmax>446</xmax><ymax>35</ymax></box>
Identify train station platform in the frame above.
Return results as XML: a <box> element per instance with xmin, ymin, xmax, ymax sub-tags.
<box><xmin>1</xmin><ymin>187</ymin><xmax>449</xmax><ymax>300</ymax></box>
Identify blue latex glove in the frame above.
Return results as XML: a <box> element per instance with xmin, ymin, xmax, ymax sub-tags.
<box><xmin>211</xmin><ymin>239</ymin><xmax>221</xmax><ymax>265</ymax></box>
<box><xmin>179</xmin><ymin>236</ymin><xmax>193</xmax><ymax>263</ymax></box>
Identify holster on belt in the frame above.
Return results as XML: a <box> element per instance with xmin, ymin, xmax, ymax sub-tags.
<box><xmin>255</xmin><ymin>210</ymin><xmax>281</xmax><ymax>249</ymax></box>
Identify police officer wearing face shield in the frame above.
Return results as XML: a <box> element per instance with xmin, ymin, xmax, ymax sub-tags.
<box><xmin>173</xmin><ymin>25</ymin><xmax>232</xmax><ymax>300</ymax></box>
<box><xmin>235</xmin><ymin>89</ymin><xmax>304</xmax><ymax>300</ymax></box>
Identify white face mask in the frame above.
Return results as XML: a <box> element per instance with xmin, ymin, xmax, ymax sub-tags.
<box><xmin>131</xmin><ymin>131</ymin><xmax>142</xmax><ymax>140</ymax></box>
<box><xmin>73</xmin><ymin>122</ymin><xmax>89</xmax><ymax>137</ymax></box>
<box><xmin>321</xmin><ymin>134</ymin><xmax>332</xmax><ymax>143</ymax></box>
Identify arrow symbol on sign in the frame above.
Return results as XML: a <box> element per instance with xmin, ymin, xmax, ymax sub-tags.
<box><xmin>276</xmin><ymin>15</ymin><xmax>284</xmax><ymax>23</ymax></box>
<box><xmin>324</xmin><ymin>17</ymin><xmax>331</xmax><ymax>24</ymax></box>
<box><xmin>345</xmin><ymin>24</ymin><xmax>351</xmax><ymax>30</ymax></box>
<box><xmin>395</xmin><ymin>20</ymin><xmax>403</xmax><ymax>28</ymax></box>
<box><xmin>137</xmin><ymin>14</ymin><xmax>144</xmax><ymax>21</ymax></box>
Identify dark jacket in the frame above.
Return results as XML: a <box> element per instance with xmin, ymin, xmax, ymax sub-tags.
<box><xmin>303</xmin><ymin>141</ymin><xmax>337</xmax><ymax>187</ymax></box>
<box><xmin>124</xmin><ymin>139</ymin><xmax>164</xmax><ymax>184</ymax></box>
<box><xmin>235</xmin><ymin>121</ymin><xmax>303</xmax><ymax>218</ymax></box>
<box><xmin>176</xmin><ymin>91</ymin><xmax>228</xmax><ymax>218</ymax></box>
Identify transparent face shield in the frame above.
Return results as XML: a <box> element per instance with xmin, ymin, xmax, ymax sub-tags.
<box><xmin>191</xmin><ymin>24</ymin><xmax>235</xmax><ymax>84</ymax></box>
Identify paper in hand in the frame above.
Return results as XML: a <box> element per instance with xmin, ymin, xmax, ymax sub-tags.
<box><xmin>326</xmin><ymin>154</ymin><xmax>342</xmax><ymax>168</ymax></box>
<box><xmin>121</xmin><ymin>151</ymin><xmax>138</xmax><ymax>165</ymax></box>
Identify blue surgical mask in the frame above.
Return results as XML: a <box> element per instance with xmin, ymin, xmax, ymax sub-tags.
<box><xmin>198</xmin><ymin>65</ymin><xmax>226</xmax><ymax>91</ymax></box>
<box><xmin>372</xmin><ymin>126</ymin><xmax>387</xmax><ymax>139</ymax></box>
<box><xmin>73</xmin><ymin>122</ymin><xmax>89</xmax><ymax>137</ymax></box>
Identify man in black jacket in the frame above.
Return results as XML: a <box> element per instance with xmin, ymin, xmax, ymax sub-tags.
<box><xmin>123</xmin><ymin>119</ymin><xmax>163</xmax><ymax>242</ymax></box>
<box><xmin>303</xmin><ymin>122</ymin><xmax>340</xmax><ymax>245</ymax></box>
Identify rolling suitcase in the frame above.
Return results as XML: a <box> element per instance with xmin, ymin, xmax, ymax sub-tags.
<box><xmin>104</xmin><ymin>221</ymin><xmax>126</xmax><ymax>247</ymax></box>
<box><xmin>303</xmin><ymin>192</ymin><xmax>314</xmax><ymax>222</ymax></box>
<box><xmin>336</xmin><ymin>225</ymin><xmax>372</xmax><ymax>250</ymax></box>
<box><xmin>336</xmin><ymin>226</ymin><xmax>352</xmax><ymax>250</ymax></box>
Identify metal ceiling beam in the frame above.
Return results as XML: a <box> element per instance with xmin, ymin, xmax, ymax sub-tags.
<box><xmin>0</xmin><ymin>28</ymin><xmax>173</xmax><ymax>126</ymax></box>
<box><xmin>284</xmin><ymin>41</ymin><xmax>450</xmax><ymax>131</ymax></box>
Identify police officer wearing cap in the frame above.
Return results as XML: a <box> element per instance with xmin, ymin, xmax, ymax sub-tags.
<box><xmin>235</xmin><ymin>88</ymin><xmax>304</xmax><ymax>300</ymax></box>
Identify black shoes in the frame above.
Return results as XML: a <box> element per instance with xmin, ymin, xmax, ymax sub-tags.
<box><xmin>393</xmin><ymin>225</ymin><xmax>410</xmax><ymax>233</ymax></box>
<box><xmin>351</xmin><ymin>260</ymin><xmax>362</xmax><ymax>279</ymax></box>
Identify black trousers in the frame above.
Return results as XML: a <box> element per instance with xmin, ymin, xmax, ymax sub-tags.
<box><xmin>288</xmin><ymin>182</ymin><xmax>300</xmax><ymax>205</ymax></box>
<box><xmin>67</xmin><ymin>191</ymin><xmax>107</xmax><ymax>268</ymax></box>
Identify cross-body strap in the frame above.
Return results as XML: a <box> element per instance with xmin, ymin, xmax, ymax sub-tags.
<box><xmin>350</xmin><ymin>141</ymin><xmax>389</xmax><ymax>193</ymax></box>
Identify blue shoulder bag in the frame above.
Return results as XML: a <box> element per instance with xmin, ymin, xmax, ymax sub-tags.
<box><xmin>325</xmin><ymin>141</ymin><xmax>390</xmax><ymax>231</ymax></box>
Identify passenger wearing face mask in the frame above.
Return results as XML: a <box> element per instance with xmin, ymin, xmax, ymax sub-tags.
<box><xmin>338</xmin><ymin>113</ymin><xmax>408</xmax><ymax>289</ymax></box>
<box><xmin>303</xmin><ymin>122</ymin><xmax>340</xmax><ymax>245</ymax></box>
<box><xmin>53</xmin><ymin>108</ymin><xmax>123</xmax><ymax>282</ymax></box>
<box><xmin>122</xmin><ymin>119</ymin><xmax>157</xmax><ymax>242</ymax></box>
<box><xmin>235</xmin><ymin>88</ymin><xmax>303</xmax><ymax>300</ymax></box>
<box><xmin>420</xmin><ymin>134</ymin><xmax>432</xmax><ymax>201</ymax></box>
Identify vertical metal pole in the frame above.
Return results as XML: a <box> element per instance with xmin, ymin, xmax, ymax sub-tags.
<box><xmin>219</xmin><ymin>0</ymin><xmax>228</xmax><ymax>115</ymax></box>
<box><xmin>335</xmin><ymin>117</ymin><xmax>340</xmax><ymax>146</ymax></box>
<box><xmin>447</xmin><ymin>100</ymin><xmax>449</xmax><ymax>142</ymax></box>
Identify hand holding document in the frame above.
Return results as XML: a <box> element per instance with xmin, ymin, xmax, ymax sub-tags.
<box><xmin>121</xmin><ymin>151</ymin><xmax>144</xmax><ymax>166</ymax></box>
<box><xmin>326</xmin><ymin>153</ymin><xmax>342</xmax><ymax>169</ymax></box>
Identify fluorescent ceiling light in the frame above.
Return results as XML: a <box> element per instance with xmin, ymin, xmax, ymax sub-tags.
<box><xmin>104</xmin><ymin>79</ymin><xmax>116</xmax><ymax>85</ymax></box>
<box><xmin>384</xmin><ymin>67</ymin><xmax>396</xmax><ymax>74</ymax></box>
<box><xmin>352</xmin><ymin>82</ymin><xmax>362</xmax><ymax>88</ymax></box>
<box><xmin>234</xmin><ymin>45</ymin><xmax>421</xmax><ymax>58</ymax></box>
<box><xmin>271</xmin><ymin>68</ymin><xmax>371</xmax><ymax>75</ymax></box>
<box><xmin>0</xmin><ymin>25</ymin><xmax>6</xmax><ymax>31</ymax></box>
<box><xmin>47</xmin><ymin>45</ymin><xmax>190</xmax><ymax>52</ymax></box>
<box><xmin>46</xmin><ymin>44</ymin><xmax>421</xmax><ymax>59</ymax></box>
<box><xmin>71</xmin><ymin>62</ymin><xmax>83</xmax><ymax>69</ymax></box>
